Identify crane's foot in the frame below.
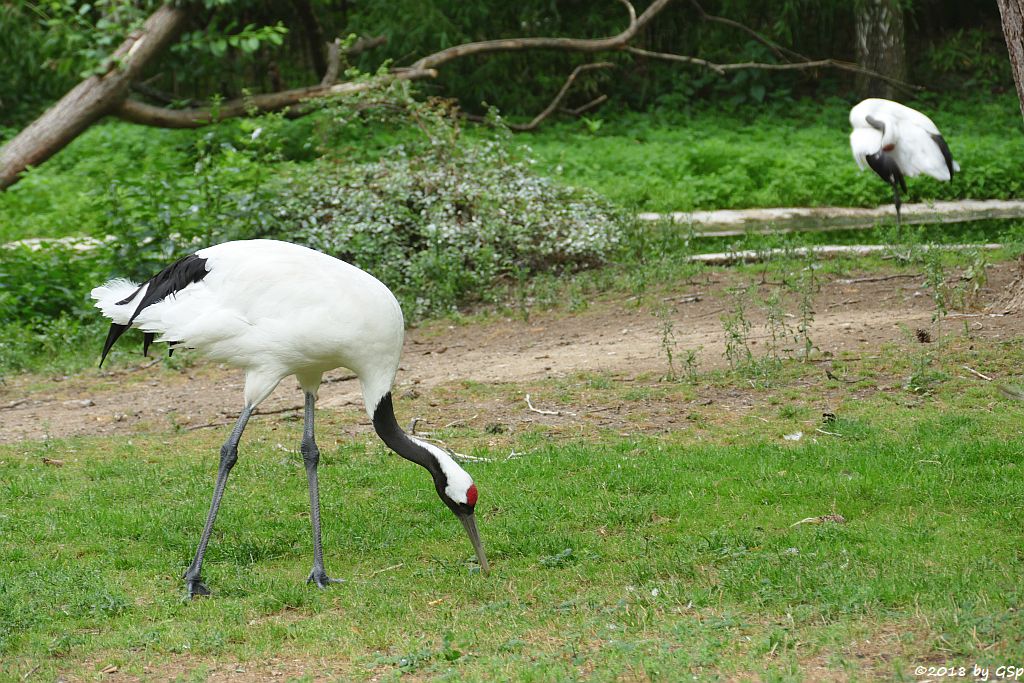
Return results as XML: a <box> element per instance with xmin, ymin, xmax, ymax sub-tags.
<box><xmin>184</xmin><ymin>578</ymin><xmax>211</xmax><ymax>599</ymax></box>
<box><xmin>307</xmin><ymin>568</ymin><xmax>344</xmax><ymax>589</ymax></box>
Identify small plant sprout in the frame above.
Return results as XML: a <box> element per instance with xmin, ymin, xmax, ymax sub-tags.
<box><xmin>655</xmin><ymin>304</ymin><xmax>679</xmax><ymax>382</ymax></box>
<box><xmin>722</xmin><ymin>287</ymin><xmax>754</xmax><ymax>371</ymax></box>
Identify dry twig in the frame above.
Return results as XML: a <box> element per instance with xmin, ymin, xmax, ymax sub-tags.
<box><xmin>962</xmin><ymin>365</ymin><xmax>993</xmax><ymax>381</ymax></box>
<box><xmin>791</xmin><ymin>513</ymin><xmax>846</xmax><ymax>527</ymax></box>
<box><xmin>525</xmin><ymin>393</ymin><xmax>577</xmax><ymax>416</ymax></box>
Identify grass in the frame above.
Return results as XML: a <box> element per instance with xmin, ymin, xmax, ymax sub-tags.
<box><xmin>3</xmin><ymin>333</ymin><xmax>1024</xmax><ymax>680</ymax></box>
<box><xmin>524</xmin><ymin>94</ymin><xmax>1024</xmax><ymax>212</ymax></box>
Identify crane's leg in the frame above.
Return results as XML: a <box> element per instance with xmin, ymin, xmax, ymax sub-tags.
<box><xmin>182</xmin><ymin>404</ymin><xmax>254</xmax><ymax>598</ymax></box>
<box><xmin>892</xmin><ymin>182</ymin><xmax>903</xmax><ymax>233</ymax></box>
<box><xmin>302</xmin><ymin>391</ymin><xmax>343</xmax><ymax>588</ymax></box>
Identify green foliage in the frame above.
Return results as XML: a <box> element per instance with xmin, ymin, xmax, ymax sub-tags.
<box><xmin>917</xmin><ymin>27</ymin><xmax>1013</xmax><ymax>92</ymax></box>
<box><xmin>276</xmin><ymin>102</ymin><xmax>621</xmax><ymax>317</ymax></box>
<box><xmin>0</xmin><ymin>96</ymin><xmax>624</xmax><ymax>373</ymax></box>
<box><xmin>527</xmin><ymin>94</ymin><xmax>1024</xmax><ymax>212</ymax></box>
<box><xmin>173</xmin><ymin>20</ymin><xmax>287</xmax><ymax>59</ymax></box>
<box><xmin>3</xmin><ymin>0</ymin><xmax>1011</xmax><ymax>128</ymax></box>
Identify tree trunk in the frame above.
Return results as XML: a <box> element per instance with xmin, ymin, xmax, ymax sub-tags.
<box><xmin>854</xmin><ymin>0</ymin><xmax>906</xmax><ymax>99</ymax></box>
<box><xmin>997</xmin><ymin>0</ymin><xmax>1024</xmax><ymax>120</ymax></box>
<box><xmin>0</xmin><ymin>3</ymin><xmax>188</xmax><ymax>190</ymax></box>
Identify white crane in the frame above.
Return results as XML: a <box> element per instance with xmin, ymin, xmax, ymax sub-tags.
<box><xmin>849</xmin><ymin>98</ymin><xmax>959</xmax><ymax>225</ymax></box>
<box><xmin>92</xmin><ymin>239</ymin><xmax>489</xmax><ymax>598</ymax></box>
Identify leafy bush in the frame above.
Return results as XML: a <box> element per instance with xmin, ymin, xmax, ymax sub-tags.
<box><xmin>276</xmin><ymin>120</ymin><xmax>622</xmax><ymax>316</ymax></box>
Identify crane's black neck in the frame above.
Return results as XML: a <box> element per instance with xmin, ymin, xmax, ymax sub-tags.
<box><xmin>372</xmin><ymin>392</ymin><xmax>443</xmax><ymax>481</ymax></box>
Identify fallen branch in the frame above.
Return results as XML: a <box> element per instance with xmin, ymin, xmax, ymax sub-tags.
<box><xmin>836</xmin><ymin>273</ymin><xmax>921</xmax><ymax>285</ymax></box>
<box><xmin>791</xmin><ymin>513</ymin><xmax>846</xmax><ymax>527</ymax></box>
<box><xmin>962</xmin><ymin>365</ymin><xmax>993</xmax><ymax>381</ymax></box>
<box><xmin>561</xmin><ymin>94</ymin><xmax>609</xmax><ymax>117</ymax></box>
<box><xmin>411</xmin><ymin>0</ymin><xmax>670</xmax><ymax>71</ymax></box>
<box><xmin>115</xmin><ymin>69</ymin><xmax>437</xmax><ymax>128</ymax></box>
<box><xmin>640</xmin><ymin>200</ymin><xmax>1024</xmax><ymax>236</ymax></box>
<box><xmin>525</xmin><ymin>393</ymin><xmax>577</xmax><ymax>416</ymax></box>
<box><xmin>689</xmin><ymin>243</ymin><xmax>1003</xmax><ymax>266</ymax></box>
<box><xmin>1</xmin><ymin>398</ymin><xmax>28</xmax><ymax>411</ymax></box>
<box><xmin>508</xmin><ymin>62</ymin><xmax>615</xmax><ymax>132</ymax></box>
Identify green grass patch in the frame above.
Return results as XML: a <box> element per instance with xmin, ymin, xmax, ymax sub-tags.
<box><xmin>2</xmin><ymin>360</ymin><xmax>1024</xmax><ymax>679</ymax></box>
<box><xmin>524</xmin><ymin>95</ymin><xmax>1024</xmax><ymax>212</ymax></box>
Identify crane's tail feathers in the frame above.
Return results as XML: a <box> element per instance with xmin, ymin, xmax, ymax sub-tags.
<box><xmin>91</xmin><ymin>253</ymin><xmax>210</xmax><ymax>367</ymax></box>
<box><xmin>92</xmin><ymin>278</ymin><xmax>146</xmax><ymax>367</ymax></box>
<box><xmin>91</xmin><ymin>278</ymin><xmax>144</xmax><ymax>324</ymax></box>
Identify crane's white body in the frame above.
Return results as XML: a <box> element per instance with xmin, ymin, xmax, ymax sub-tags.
<box><xmin>93</xmin><ymin>239</ymin><xmax>403</xmax><ymax>412</ymax></box>
<box><xmin>849</xmin><ymin>98</ymin><xmax>959</xmax><ymax>181</ymax></box>
<box><xmin>91</xmin><ymin>239</ymin><xmax>487</xmax><ymax>596</ymax></box>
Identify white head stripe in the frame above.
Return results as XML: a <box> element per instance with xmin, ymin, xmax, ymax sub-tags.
<box><xmin>412</xmin><ymin>437</ymin><xmax>474</xmax><ymax>504</ymax></box>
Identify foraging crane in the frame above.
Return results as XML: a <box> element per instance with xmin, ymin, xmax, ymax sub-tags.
<box><xmin>849</xmin><ymin>98</ymin><xmax>959</xmax><ymax>225</ymax></box>
<box><xmin>92</xmin><ymin>239</ymin><xmax>489</xmax><ymax>598</ymax></box>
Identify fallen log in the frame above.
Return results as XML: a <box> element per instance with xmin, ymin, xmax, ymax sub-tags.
<box><xmin>641</xmin><ymin>200</ymin><xmax>1024</xmax><ymax>236</ymax></box>
<box><xmin>688</xmin><ymin>243</ymin><xmax>1003</xmax><ymax>266</ymax></box>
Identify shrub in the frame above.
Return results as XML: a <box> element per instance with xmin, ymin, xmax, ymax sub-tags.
<box><xmin>276</xmin><ymin>131</ymin><xmax>622</xmax><ymax>316</ymax></box>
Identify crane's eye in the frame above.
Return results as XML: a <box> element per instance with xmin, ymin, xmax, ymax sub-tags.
<box><xmin>466</xmin><ymin>484</ymin><xmax>478</xmax><ymax>506</ymax></box>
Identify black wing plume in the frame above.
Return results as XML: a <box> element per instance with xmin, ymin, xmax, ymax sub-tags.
<box><xmin>931</xmin><ymin>134</ymin><xmax>955</xmax><ymax>179</ymax></box>
<box><xmin>99</xmin><ymin>253</ymin><xmax>209</xmax><ymax>367</ymax></box>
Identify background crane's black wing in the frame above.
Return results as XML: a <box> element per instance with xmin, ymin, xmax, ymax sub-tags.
<box><xmin>931</xmin><ymin>134</ymin><xmax>955</xmax><ymax>179</ymax></box>
<box><xmin>865</xmin><ymin>151</ymin><xmax>907</xmax><ymax>192</ymax></box>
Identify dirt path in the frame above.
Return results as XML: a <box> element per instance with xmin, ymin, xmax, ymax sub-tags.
<box><xmin>3</xmin><ymin>263</ymin><xmax>1022</xmax><ymax>444</ymax></box>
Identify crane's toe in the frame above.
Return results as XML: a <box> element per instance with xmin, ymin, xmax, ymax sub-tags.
<box><xmin>307</xmin><ymin>568</ymin><xmax>344</xmax><ymax>589</ymax></box>
<box><xmin>185</xmin><ymin>578</ymin><xmax>212</xmax><ymax>599</ymax></box>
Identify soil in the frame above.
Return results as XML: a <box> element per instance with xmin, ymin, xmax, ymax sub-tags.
<box><xmin>3</xmin><ymin>262</ymin><xmax>1023</xmax><ymax>445</ymax></box>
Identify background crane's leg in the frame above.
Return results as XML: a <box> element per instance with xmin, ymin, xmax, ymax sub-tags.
<box><xmin>892</xmin><ymin>182</ymin><xmax>903</xmax><ymax>233</ymax></box>
<box><xmin>182</xmin><ymin>404</ymin><xmax>254</xmax><ymax>598</ymax></box>
<box><xmin>302</xmin><ymin>391</ymin><xmax>343</xmax><ymax>588</ymax></box>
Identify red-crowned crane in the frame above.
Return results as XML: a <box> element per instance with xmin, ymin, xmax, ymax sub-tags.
<box><xmin>92</xmin><ymin>239</ymin><xmax>489</xmax><ymax>598</ymax></box>
<box><xmin>849</xmin><ymin>98</ymin><xmax>959</xmax><ymax>226</ymax></box>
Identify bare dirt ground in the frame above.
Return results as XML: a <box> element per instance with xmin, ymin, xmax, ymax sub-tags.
<box><xmin>3</xmin><ymin>261</ymin><xmax>1024</xmax><ymax>445</ymax></box>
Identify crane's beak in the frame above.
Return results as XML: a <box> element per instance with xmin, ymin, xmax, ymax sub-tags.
<box><xmin>458</xmin><ymin>513</ymin><xmax>490</xmax><ymax>575</ymax></box>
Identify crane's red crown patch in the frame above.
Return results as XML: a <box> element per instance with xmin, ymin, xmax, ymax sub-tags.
<box><xmin>466</xmin><ymin>484</ymin><xmax>478</xmax><ymax>506</ymax></box>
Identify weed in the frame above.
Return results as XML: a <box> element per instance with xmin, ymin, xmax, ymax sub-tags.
<box><xmin>655</xmin><ymin>305</ymin><xmax>679</xmax><ymax>381</ymax></box>
<box><xmin>760</xmin><ymin>288</ymin><xmax>793</xmax><ymax>362</ymax></box>
<box><xmin>960</xmin><ymin>249</ymin><xmax>990</xmax><ymax>310</ymax></box>
<box><xmin>923</xmin><ymin>247</ymin><xmax>952</xmax><ymax>322</ymax></box>
<box><xmin>790</xmin><ymin>262</ymin><xmax>820</xmax><ymax>361</ymax></box>
<box><xmin>722</xmin><ymin>287</ymin><xmax>754</xmax><ymax>371</ymax></box>
<box><xmin>905</xmin><ymin>353</ymin><xmax>948</xmax><ymax>394</ymax></box>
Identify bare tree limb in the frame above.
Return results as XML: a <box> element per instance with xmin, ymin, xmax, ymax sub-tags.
<box><xmin>411</xmin><ymin>0</ymin><xmax>671</xmax><ymax>70</ymax></box>
<box><xmin>626</xmin><ymin>47</ymin><xmax>726</xmax><ymax>74</ymax></box>
<box><xmin>562</xmin><ymin>95</ymin><xmax>609</xmax><ymax>117</ymax></box>
<box><xmin>689</xmin><ymin>0</ymin><xmax>809</xmax><ymax>62</ymax></box>
<box><xmin>321</xmin><ymin>38</ymin><xmax>341</xmax><ymax>86</ymax></box>
<box><xmin>627</xmin><ymin>48</ymin><xmax>923</xmax><ymax>91</ymax></box>
<box><xmin>346</xmin><ymin>34</ymin><xmax>387</xmax><ymax>57</ymax></box>
<box><xmin>321</xmin><ymin>35</ymin><xmax>387</xmax><ymax>86</ymax></box>
<box><xmin>506</xmin><ymin>62</ymin><xmax>615</xmax><ymax>131</ymax></box>
<box><xmin>115</xmin><ymin>69</ymin><xmax>437</xmax><ymax>128</ymax></box>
